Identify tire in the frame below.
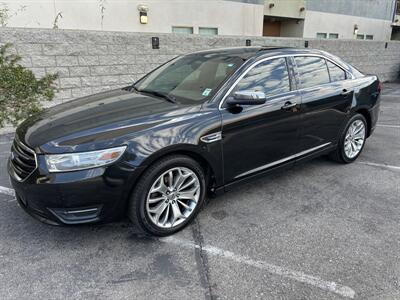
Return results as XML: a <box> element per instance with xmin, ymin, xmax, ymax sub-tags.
<box><xmin>128</xmin><ymin>155</ymin><xmax>206</xmax><ymax>236</ymax></box>
<box><xmin>329</xmin><ymin>113</ymin><xmax>367</xmax><ymax>164</ymax></box>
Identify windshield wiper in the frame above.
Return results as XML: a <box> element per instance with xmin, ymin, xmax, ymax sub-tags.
<box><xmin>138</xmin><ymin>89</ymin><xmax>177</xmax><ymax>104</ymax></box>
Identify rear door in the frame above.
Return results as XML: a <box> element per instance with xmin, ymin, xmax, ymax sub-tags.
<box><xmin>293</xmin><ymin>56</ymin><xmax>353</xmax><ymax>152</ymax></box>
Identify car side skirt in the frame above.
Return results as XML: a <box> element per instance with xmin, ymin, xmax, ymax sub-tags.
<box><xmin>215</xmin><ymin>143</ymin><xmax>337</xmax><ymax>194</ymax></box>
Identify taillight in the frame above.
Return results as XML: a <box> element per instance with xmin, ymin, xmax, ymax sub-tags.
<box><xmin>378</xmin><ymin>81</ymin><xmax>383</xmax><ymax>93</ymax></box>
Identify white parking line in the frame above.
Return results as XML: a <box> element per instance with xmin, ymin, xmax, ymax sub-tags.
<box><xmin>160</xmin><ymin>236</ymin><xmax>356</xmax><ymax>299</ymax></box>
<box><xmin>357</xmin><ymin>161</ymin><xmax>400</xmax><ymax>171</ymax></box>
<box><xmin>0</xmin><ymin>186</ymin><xmax>15</xmax><ymax>197</ymax></box>
<box><xmin>376</xmin><ymin>124</ymin><xmax>400</xmax><ymax>129</ymax></box>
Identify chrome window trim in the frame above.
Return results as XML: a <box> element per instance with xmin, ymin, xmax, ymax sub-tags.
<box><xmin>324</xmin><ymin>58</ymin><xmax>350</xmax><ymax>82</ymax></box>
<box><xmin>293</xmin><ymin>55</ymin><xmax>347</xmax><ymax>88</ymax></box>
<box><xmin>234</xmin><ymin>142</ymin><xmax>332</xmax><ymax>179</ymax></box>
<box><xmin>218</xmin><ymin>53</ymin><xmax>354</xmax><ymax>110</ymax></box>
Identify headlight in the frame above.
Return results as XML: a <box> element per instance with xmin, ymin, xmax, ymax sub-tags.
<box><xmin>45</xmin><ymin>146</ymin><xmax>127</xmax><ymax>172</ymax></box>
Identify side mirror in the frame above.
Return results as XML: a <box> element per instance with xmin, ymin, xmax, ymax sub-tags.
<box><xmin>226</xmin><ymin>91</ymin><xmax>267</xmax><ymax>106</ymax></box>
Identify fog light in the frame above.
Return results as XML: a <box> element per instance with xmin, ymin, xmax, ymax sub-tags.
<box><xmin>49</xmin><ymin>206</ymin><xmax>102</xmax><ymax>224</ymax></box>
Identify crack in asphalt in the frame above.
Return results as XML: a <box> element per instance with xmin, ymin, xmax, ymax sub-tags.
<box><xmin>191</xmin><ymin>219</ymin><xmax>214</xmax><ymax>300</ymax></box>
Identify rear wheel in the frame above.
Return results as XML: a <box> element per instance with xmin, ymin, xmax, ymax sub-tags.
<box><xmin>128</xmin><ymin>155</ymin><xmax>206</xmax><ymax>236</ymax></box>
<box><xmin>329</xmin><ymin>113</ymin><xmax>367</xmax><ymax>163</ymax></box>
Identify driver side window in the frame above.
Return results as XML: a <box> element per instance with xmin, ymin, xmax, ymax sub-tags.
<box><xmin>235</xmin><ymin>57</ymin><xmax>291</xmax><ymax>98</ymax></box>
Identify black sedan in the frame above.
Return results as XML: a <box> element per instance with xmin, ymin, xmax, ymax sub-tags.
<box><xmin>8</xmin><ymin>47</ymin><xmax>381</xmax><ymax>236</ymax></box>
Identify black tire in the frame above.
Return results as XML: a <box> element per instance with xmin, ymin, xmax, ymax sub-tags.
<box><xmin>329</xmin><ymin>113</ymin><xmax>367</xmax><ymax>164</ymax></box>
<box><xmin>128</xmin><ymin>155</ymin><xmax>206</xmax><ymax>236</ymax></box>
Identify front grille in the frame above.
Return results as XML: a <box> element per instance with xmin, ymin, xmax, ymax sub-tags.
<box><xmin>10</xmin><ymin>136</ymin><xmax>37</xmax><ymax>181</ymax></box>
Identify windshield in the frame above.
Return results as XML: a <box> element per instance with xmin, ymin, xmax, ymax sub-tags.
<box><xmin>133</xmin><ymin>53</ymin><xmax>244</xmax><ymax>104</ymax></box>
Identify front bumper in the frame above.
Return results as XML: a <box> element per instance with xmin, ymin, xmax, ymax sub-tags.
<box><xmin>8</xmin><ymin>157</ymin><xmax>143</xmax><ymax>225</ymax></box>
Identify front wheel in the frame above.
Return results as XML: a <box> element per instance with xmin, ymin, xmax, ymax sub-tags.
<box><xmin>329</xmin><ymin>113</ymin><xmax>367</xmax><ymax>163</ymax></box>
<box><xmin>128</xmin><ymin>155</ymin><xmax>206</xmax><ymax>236</ymax></box>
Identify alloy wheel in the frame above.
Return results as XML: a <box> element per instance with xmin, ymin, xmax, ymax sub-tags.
<box><xmin>146</xmin><ymin>167</ymin><xmax>200</xmax><ymax>228</ymax></box>
<box><xmin>344</xmin><ymin>119</ymin><xmax>366</xmax><ymax>159</ymax></box>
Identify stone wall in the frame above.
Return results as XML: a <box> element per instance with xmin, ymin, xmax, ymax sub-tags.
<box><xmin>1</xmin><ymin>27</ymin><xmax>399</xmax><ymax>106</ymax></box>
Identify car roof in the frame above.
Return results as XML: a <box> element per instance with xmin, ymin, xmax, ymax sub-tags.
<box><xmin>187</xmin><ymin>46</ymin><xmax>361</xmax><ymax>78</ymax></box>
<box><xmin>190</xmin><ymin>46</ymin><xmax>327</xmax><ymax>60</ymax></box>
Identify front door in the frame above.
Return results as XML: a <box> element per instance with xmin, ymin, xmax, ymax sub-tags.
<box><xmin>220</xmin><ymin>57</ymin><xmax>301</xmax><ymax>184</ymax></box>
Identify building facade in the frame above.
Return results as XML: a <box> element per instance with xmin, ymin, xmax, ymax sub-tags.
<box><xmin>0</xmin><ymin>0</ymin><xmax>264</xmax><ymax>36</ymax></box>
<box><xmin>391</xmin><ymin>0</ymin><xmax>400</xmax><ymax>39</ymax></box>
<box><xmin>0</xmin><ymin>0</ymin><xmax>398</xmax><ymax>40</ymax></box>
<box><xmin>263</xmin><ymin>0</ymin><xmax>398</xmax><ymax>41</ymax></box>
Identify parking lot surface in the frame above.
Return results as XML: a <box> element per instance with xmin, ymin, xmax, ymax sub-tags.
<box><xmin>0</xmin><ymin>84</ymin><xmax>399</xmax><ymax>299</ymax></box>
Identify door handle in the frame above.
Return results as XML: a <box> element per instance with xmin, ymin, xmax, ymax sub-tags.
<box><xmin>281</xmin><ymin>101</ymin><xmax>297</xmax><ymax>111</ymax></box>
<box><xmin>341</xmin><ymin>89</ymin><xmax>352</xmax><ymax>97</ymax></box>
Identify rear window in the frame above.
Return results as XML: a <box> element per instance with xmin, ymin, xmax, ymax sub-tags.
<box><xmin>327</xmin><ymin>61</ymin><xmax>346</xmax><ymax>82</ymax></box>
<box><xmin>295</xmin><ymin>56</ymin><xmax>330</xmax><ymax>89</ymax></box>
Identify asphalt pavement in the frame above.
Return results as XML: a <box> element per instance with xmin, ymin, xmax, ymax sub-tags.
<box><xmin>0</xmin><ymin>83</ymin><xmax>399</xmax><ymax>299</ymax></box>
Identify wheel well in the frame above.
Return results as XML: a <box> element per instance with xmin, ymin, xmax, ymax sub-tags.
<box><xmin>170</xmin><ymin>150</ymin><xmax>216</xmax><ymax>190</ymax></box>
<box><xmin>355</xmin><ymin>108</ymin><xmax>371</xmax><ymax>137</ymax></box>
<box><xmin>145</xmin><ymin>150</ymin><xmax>216</xmax><ymax>192</ymax></box>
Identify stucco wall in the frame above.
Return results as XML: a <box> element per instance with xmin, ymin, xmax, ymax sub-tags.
<box><xmin>306</xmin><ymin>0</ymin><xmax>396</xmax><ymax>21</ymax></box>
<box><xmin>0</xmin><ymin>0</ymin><xmax>264</xmax><ymax>36</ymax></box>
<box><xmin>303</xmin><ymin>10</ymin><xmax>393</xmax><ymax>40</ymax></box>
<box><xmin>264</xmin><ymin>0</ymin><xmax>306</xmax><ymax>19</ymax></box>
<box><xmin>0</xmin><ymin>27</ymin><xmax>399</xmax><ymax>107</ymax></box>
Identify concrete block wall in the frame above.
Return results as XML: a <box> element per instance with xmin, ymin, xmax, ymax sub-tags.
<box><xmin>0</xmin><ymin>27</ymin><xmax>399</xmax><ymax>106</ymax></box>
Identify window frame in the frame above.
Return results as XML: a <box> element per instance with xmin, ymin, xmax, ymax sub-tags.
<box><xmin>199</xmin><ymin>27</ymin><xmax>218</xmax><ymax>36</ymax></box>
<box><xmin>293</xmin><ymin>56</ymin><xmax>350</xmax><ymax>89</ymax></box>
<box><xmin>218</xmin><ymin>54</ymin><xmax>354</xmax><ymax>110</ymax></box>
<box><xmin>328</xmin><ymin>33</ymin><xmax>339</xmax><ymax>39</ymax></box>
<box><xmin>356</xmin><ymin>34</ymin><xmax>365</xmax><ymax>40</ymax></box>
<box><xmin>326</xmin><ymin>59</ymin><xmax>347</xmax><ymax>83</ymax></box>
<box><xmin>172</xmin><ymin>26</ymin><xmax>194</xmax><ymax>34</ymax></box>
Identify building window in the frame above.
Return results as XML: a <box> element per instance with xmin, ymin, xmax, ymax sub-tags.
<box><xmin>356</xmin><ymin>34</ymin><xmax>365</xmax><ymax>40</ymax></box>
<box><xmin>199</xmin><ymin>27</ymin><xmax>218</xmax><ymax>36</ymax></box>
<box><xmin>328</xmin><ymin>33</ymin><xmax>339</xmax><ymax>39</ymax></box>
<box><xmin>365</xmin><ymin>35</ymin><xmax>374</xmax><ymax>40</ymax></box>
<box><xmin>316</xmin><ymin>32</ymin><xmax>327</xmax><ymax>39</ymax></box>
<box><xmin>172</xmin><ymin>26</ymin><xmax>194</xmax><ymax>34</ymax></box>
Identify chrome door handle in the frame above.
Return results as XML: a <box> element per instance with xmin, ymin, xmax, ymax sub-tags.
<box><xmin>281</xmin><ymin>101</ymin><xmax>297</xmax><ymax>110</ymax></box>
<box><xmin>341</xmin><ymin>89</ymin><xmax>352</xmax><ymax>97</ymax></box>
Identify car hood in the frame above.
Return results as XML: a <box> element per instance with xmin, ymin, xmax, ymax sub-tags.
<box><xmin>17</xmin><ymin>88</ymin><xmax>201</xmax><ymax>153</ymax></box>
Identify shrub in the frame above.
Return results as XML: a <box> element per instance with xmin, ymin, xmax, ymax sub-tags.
<box><xmin>0</xmin><ymin>43</ymin><xmax>58</xmax><ymax>128</ymax></box>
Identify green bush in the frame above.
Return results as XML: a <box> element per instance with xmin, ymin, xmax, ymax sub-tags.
<box><xmin>0</xmin><ymin>43</ymin><xmax>58</xmax><ymax>128</ymax></box>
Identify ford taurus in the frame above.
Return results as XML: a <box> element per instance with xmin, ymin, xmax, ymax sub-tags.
<box><xmin>8</xmin><ymin>47</ymin><xmax>381</xmax><ymax>236</ymax></box>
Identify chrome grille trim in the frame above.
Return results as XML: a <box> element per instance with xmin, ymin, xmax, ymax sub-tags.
<box><xmin>10</xmin><ymin>135</ymin><xmax>38</xmax><ymax>182</ymax></box>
